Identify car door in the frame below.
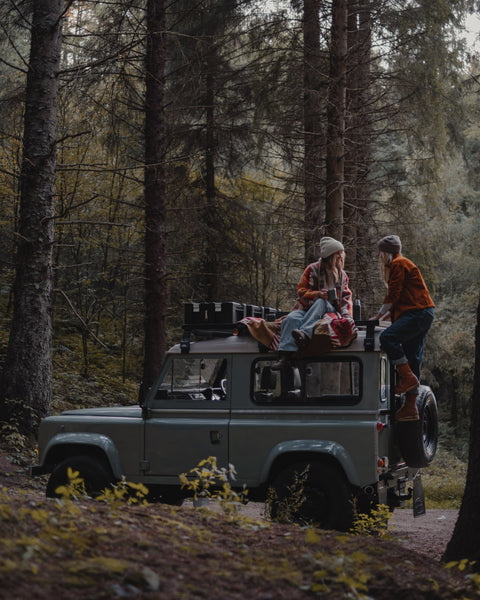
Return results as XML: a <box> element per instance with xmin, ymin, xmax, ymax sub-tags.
<box><xmin>144</xmin><ymin>354</ymin><xmax>230</xmax><ymax>482</ymax></box>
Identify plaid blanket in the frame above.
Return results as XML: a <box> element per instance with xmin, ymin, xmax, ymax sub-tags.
<box><xmin>240</xmin><ymin>313</ymin><xmax>357</xmax><ymax>352</ymax></box>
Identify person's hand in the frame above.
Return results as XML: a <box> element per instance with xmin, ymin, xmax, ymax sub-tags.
<box><xmin>318</xmin><ymin>289</ymin><xmax>328</xmax><ymax>300</ymax></box>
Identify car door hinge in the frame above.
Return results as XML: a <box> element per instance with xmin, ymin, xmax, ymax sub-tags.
<box><xmin>139</xmin><ymin>460</ymin><xmax>150</xmax><ymax>473</ymax></box>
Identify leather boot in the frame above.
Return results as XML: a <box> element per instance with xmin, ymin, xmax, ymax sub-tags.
<box><xmin>395</xmin><ymin>363</ymin><xmax>419</xmax><ymax>395</ymax></box>
<box><xmin>271</xmin><ymin>352</ymin><xmax>292</xmax><ymax>371</ymax></box>
<box><xmin>292</xmin><ymin>329</ymin><xmax>309</xmax><ymax>350</ymax></box>
<box><xmin>396</xmin><ymin>390</ymin><xmax>419</xmax><ymax>421</ymax></box>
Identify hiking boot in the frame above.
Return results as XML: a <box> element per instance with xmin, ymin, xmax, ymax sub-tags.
<box><xmin>395</xmin><ymin>363</ymin><xmax>419</xmax><ymax>395</ymax></box>
<box><xmin>396</xmin><ymin>391</ymin><xmax>419</xmax><ymax>421</ymax></box>
<box><xmin>292</xmin><ymin>329</ymin><xmax>309</xmax><ymax>350</ymax></box>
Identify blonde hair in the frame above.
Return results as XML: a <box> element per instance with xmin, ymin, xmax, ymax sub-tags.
<box><xmin>379</xmin><ymin>251</ymin><xmax>393</xmax><ymax>286</ymax></box>
<box><xmin>323</xmin><ymin>250</ymin><xmax>344</xmax><ymax>287</ymax></box>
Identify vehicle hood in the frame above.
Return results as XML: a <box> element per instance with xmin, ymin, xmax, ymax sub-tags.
<box><xmin>58</xmin><ymin>406</ymin><xmax>143</xmax><ymax>418</ymax></box>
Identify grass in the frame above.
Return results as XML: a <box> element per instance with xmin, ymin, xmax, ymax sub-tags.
<box><xmin>406</xmin><ymin>448</ymin><xmax>467</xmax><ymax>510</ymax></box>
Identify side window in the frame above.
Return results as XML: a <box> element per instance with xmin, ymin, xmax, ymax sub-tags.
<box><xmin>252</xmin><ymin>358</ymin><xmax>361</xmax><ymax>405</ymax></box>
<box><xmin>156</xmin><ymin>357</ymin><xmax>227</xmax><ymax>402</ymax></box>
<box><xmin>304</xmin><ymin>359</ymin><xmax>360</xmax><ymax>404</ymax></box>
<box><xmin>252</xmin><ymin>360</ymin><xmax>301</xmax><ymax>404</ymax></box>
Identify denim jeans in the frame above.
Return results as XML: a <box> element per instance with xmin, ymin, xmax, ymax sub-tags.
<box><xmin>379</xmin><ymin>307</ymin><xmax>434</xmax><ymax>379</ymax></box>
<box><xmin>278</xmin><ymin>298</ymin><xmax>335</xmax><ymax>352</ymax></box>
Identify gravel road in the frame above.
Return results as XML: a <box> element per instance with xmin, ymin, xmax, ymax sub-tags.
<box><xmin>390</xmin><ymin>508</ymin><xmax>458</xmax><ymax>560</ymax></box>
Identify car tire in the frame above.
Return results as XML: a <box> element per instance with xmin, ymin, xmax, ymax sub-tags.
<box><xmin>46</xmin><ymin>455</ymin><xmax>114</xmax><ymax>498</ymax></box>
<box><xmin>268</xmin><ymin>460</ymin><xmax>353</xmax><ymax>531</ymax></box>
<box><xmin>396</xmin><ymin>386</ymin><xmax>438</xmax><ymax>468</ymax></box>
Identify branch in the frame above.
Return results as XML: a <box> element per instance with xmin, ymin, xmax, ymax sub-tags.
<box><xmin>55</xmin><ymin>289</ymin><xmax>108</xmax><ymax>350</ymax></box>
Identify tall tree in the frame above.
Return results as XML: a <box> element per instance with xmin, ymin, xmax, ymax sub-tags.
<box><xmin>143</xmin><ymin>0</ymin><xmax>167</xmax><ymax>387</ymax></box>
<box><xmin>442</xmin><ymin>310</ymin><xmax>480</xmax><ymax>561</ymax></box>
<box><xmin>325</xmin><ymin>0</ymin><xmax>348</xmax><ymax>241</ymax></box>
<box><xmin>303</xmin><ymin>0</ymin><xmax>325</xmax><ymax>264</ymax></box>
<box><xmin>0</xmin><ymin>0</ymin><xmax>63</xmax><ymax>434</ymax></box>
<box><xmin>343</xmin><ymin>0</ymin><xmax>375</xmax><ymax>304</ymax></box>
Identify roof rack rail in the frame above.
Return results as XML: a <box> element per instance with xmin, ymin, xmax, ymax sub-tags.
<box><xmin>355</xmin><ymin>320</ymin><xmax>379</xmax><ymax>351</ymax></box>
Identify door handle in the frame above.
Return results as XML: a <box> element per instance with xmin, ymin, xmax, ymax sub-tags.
<box><xmin>210</xmin><ymin>430</ymin><xmax>223</xmax><ymax>444</ymax></box>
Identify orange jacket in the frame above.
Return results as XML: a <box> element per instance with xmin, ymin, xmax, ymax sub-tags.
<box><xmin>383</xmin><ymin>255</ymin><xmax>434</xmax><ymax>321</ymax></box>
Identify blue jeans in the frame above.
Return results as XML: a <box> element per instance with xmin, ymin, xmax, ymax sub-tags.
<box><xmin>278</xmin><ymin>298</ymin><xmax>335</xmax><ymax>352</ymax></box>
<box><xmin>379</xmin><ymin>308</ymin><xmax>434</xmax><ymax>379</ymax></box>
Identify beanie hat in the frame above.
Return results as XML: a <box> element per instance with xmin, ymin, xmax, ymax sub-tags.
<box><xmin>378</xmin><ymin>235</ymin><xmax>402</xmax><ymax>254</ymax></box>
<box><xmin>319</xmin><ymin>237</ymin><xmax>344</xmax><ymax>259</ymax></box>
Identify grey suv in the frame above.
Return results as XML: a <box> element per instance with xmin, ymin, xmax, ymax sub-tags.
<box><xmin>32</xmin><ymin>302</ymin><xmax>438</xmax><ymax>531</ymax></box>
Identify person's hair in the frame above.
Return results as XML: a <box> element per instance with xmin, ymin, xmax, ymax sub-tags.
<box><xmin>379</xmin><ymin>251</ymin><xmax>393</xmax><ymax>286</ymax></box>
<box><xmin>323</xmin><ymin>250</ymin><xmax>344</xmax><ymax>286</ymax></box>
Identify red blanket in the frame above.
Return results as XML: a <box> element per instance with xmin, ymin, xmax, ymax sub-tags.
<box><xmin>240</xmin><ymin>313</ymin><xmax>357</xmax><ymax>353</ymax></box>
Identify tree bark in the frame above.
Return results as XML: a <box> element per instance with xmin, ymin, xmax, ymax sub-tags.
<box><xmin>143</xmin><ymin>0</ymin><xmax>168</xmax><ymax>388</ymax></box>
<box><xmin>343</xmin><ymin>0</ymin><xmax>375</xmax><ymax>305</ymax></box>
<box><xmin>0</xmin><ymin>0</ymin><xmax>62</xmax><ymax>434</ymax></box>
<box><xmin>325</xmin><ymin>0</ymin><xmax>348</xmax><ymax>241</ymax></box>
<box><xmin>303</xmin><ymin>0</ymin><xmax>325</xmax><ymax>264</ymax></box>
<box><xmin>443</xmin><ymin>297</ymin><xmax>480</xmax><ymax>565</ymax></box>
<box><xmin>203</xmin><ymin>49</ymin><xmax>219</xmax><ymax>302</ymax></box>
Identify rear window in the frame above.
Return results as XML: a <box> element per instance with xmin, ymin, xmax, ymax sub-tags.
<box><xmin>252</xmin><ymin>357</ymin><xmax>361</xmax><ymax>405</ymax></box>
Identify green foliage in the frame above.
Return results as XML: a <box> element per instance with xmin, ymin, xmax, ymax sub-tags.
<box><xmin>350</xmin><ymin>504</ymin><xmax>393</xmax><ymax>538</ymax></box>
<box><xmin>421</xmin><ymin>449</ymin><xmax>467</xmax><ymax>509</ymax></box>
<box><xmin>305</xmin><ymin>550</ymin><xmax>372</xmax><ymax>596</ymax></box>
<box><xmin>179</xmin><ymin>456</ymin><xmax>248</xmax><ymax>517</ymax></box>
<box><xmin>265</xmin><ymin>465</ymin><xmax>309</xmax><ymax>524</ymax></box>
<box><xmin>54</xmin><ymin>467</ymin><xmax>149</xmax><ymax>514</ymax></box>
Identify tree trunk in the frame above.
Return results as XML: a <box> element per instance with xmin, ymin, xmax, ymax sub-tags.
<box><xmin>0</xmin><ymin>0</ymin><xmax>62</xmax><ymax>435</ymax></box>
<box><xmin>325</xmin><ymin>0</ymin><xmax>348</xmax><ymax>241</ymax></box>
<box><xmin>343</xmin><ymin>0</ymin><xmax>375</xmax><ymax>306</ymax></box>
<box><xmin>143</xmin><ymin>0</ymin><xmax>167</xmax><ymax>388</ymax></box>
<box><xmin>203</xmin><ymin>52</ymin><xmax>219</xmax><ymax>302</ymax></box>
<box><xmin>443</xmin><ymin>297</ymin><xmax>480</xmax><ymax>565</ymax></box>
<box><xmin>303</xmin><ymin>0</ymin><xmax>325</xmax><ymax>264</ymax></box>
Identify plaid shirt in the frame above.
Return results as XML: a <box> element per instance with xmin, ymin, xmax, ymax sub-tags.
<box><xmin>292</xmin><ymin>260</ymin><xmax>353</xmax><ymax>316</ymax></box>
<box><xmin>384</xmin><ymin>255</ymin><xmax>434</xmax><ymax>321</ymax></box>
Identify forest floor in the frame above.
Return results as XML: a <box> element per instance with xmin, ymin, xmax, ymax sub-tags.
<box><xmin>0</xmin><ymin>450</ymin><xmax>477</xmax><ymax>600</ymax></box>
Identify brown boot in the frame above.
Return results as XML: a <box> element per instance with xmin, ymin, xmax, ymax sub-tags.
<box><xmin>395</xmin><ymin>363</ymin><xmax>419</xmax><ymax>395</ymax></box>
<box><xmin>292</xmin><ymin>329</ymin><xmax>309</xmax><ymax>350</ymax></box>
<box><xmin>396</xmin><ymin>391</ymin><xmax>419</xmax><ymax>421</ymax></box>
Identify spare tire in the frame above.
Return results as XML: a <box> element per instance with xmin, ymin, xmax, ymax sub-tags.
<box><xmin>396</xmin><ymin>386</ymin><xmax>438</xmax><ymax>468</ymax></box>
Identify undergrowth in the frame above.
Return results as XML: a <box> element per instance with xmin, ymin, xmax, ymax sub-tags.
<box><xmin>403</xmin><ymin>448</ymin><xmax>466</xmax><ymax>510</ymax></box>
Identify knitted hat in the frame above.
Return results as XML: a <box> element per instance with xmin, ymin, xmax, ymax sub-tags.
<box><xmin>319</xmin><ymin>237</ymin><xmax>344</xmax><ymax>259</ymax></box>
<box><xmin>378</xmin><ymin>235</ymin><xmax>402</xmax><ymax>254</ymax></box>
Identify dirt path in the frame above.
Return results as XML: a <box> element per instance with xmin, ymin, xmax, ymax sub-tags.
<box><xmin>190</xmin><ymin>499</ymin><xmax>458</xmax><ymax>561</ymax></box>
<box><xmin>390</xmin><ymin>508</ymin><xmax>458</xmax><ymax>561</ymax></box>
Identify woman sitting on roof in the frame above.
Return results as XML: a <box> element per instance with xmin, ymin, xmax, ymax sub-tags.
<box><xmin>271</xmin><ymin>237</ymin><xmax>352</xmax><ymax>371</ymax></box>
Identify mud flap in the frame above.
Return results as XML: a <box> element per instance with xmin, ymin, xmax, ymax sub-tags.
<box><xmin>412</xmin><ymin>472</ymin><xmax>426</xmax><ymax>518</ymax></box>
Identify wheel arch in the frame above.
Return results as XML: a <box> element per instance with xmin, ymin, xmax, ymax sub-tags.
<box><xmin>261</xmin><ymin>440</ymin><xmax>360</xmax><ymax>487</ymax></box>
<box><xmin>40</xmin><ymin>433</ymin><xmax>122</xmax><ymax>479</ymax></box>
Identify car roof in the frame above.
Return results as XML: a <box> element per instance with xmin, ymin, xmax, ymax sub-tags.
<box><xmin>168</xmin><ymin>324</ymin><xmax>385</xmax><ymax>355</ymax></box>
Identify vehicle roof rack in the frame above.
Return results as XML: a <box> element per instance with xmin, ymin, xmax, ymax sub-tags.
<box><xmin>181</xmin><ymin>301</ymin><xmax>286</xmax><ymax>353</ymax></box>
<box><xmin>355</xmin><ymin>320</ymin><xmax>379</xmax><ymax>351</ymax></box>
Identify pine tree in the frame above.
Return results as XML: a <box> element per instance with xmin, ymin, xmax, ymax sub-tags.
<box><xmin>0</xmin><ymin>0</ymin><xmax>63</xmax><ymax>434</ymax></box>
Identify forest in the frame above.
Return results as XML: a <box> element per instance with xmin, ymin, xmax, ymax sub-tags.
<box><xmin>0</xmin><ymin>0</ymin><xmax>479</xmax><ymax>452</ymax></box>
